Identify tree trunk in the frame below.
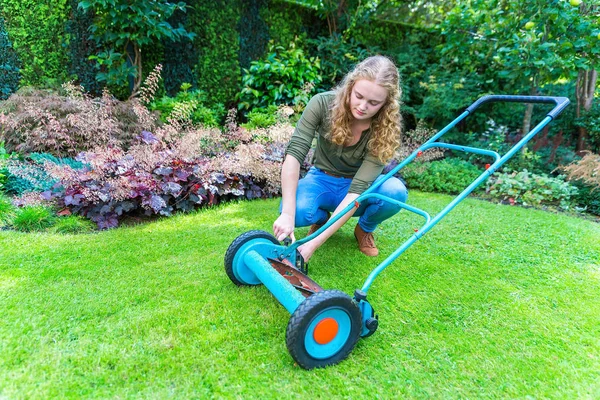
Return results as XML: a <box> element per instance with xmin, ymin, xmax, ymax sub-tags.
<box><xmin>576</xmin><ymin>69</ymin><xmax>598</xmax><ymax>152</ymax></box>
<box><xmin>521</xmin><ymin>86</ymin><xmax>537</xmax><ymax>137</ymax></box>
<box><xmin>127</xmin><ymin>43</ymin><xmax>143</xmax><ymax>100</ymax></box>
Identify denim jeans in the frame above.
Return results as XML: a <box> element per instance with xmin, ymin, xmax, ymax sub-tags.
<box><xmin>283</xmin><ymin>167</ymin><xmax>408</xmax><ymax>233</ymax></box>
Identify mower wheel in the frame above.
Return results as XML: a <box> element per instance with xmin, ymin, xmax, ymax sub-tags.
<box><xmin>224</xmin><ymin>230</ymin><xmax>278</xmax><ymax>286</ymax></box>
<box><xmin>286</xmin><ymin>290</ymin><xmax>361</xmax><ymax>369</ymax></box>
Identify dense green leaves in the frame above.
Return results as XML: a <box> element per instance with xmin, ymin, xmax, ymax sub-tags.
<box><xmin>238</xmin><ymin>42</ymin><xmax>322</xmax><ymax>111</ymax></box>
<box><xmin>79</xmin><ymin>0</ymin><xmax>195</xmax><ymax>96</ymax></box>
<box><xmin>438</xmin><ymin>0</ymin><xmax>600</xmax><ymax>88</ymax></box>
<box><xmin>0</xmin><ymin>0</ymin><xmax>70</xmax><ymax>87</ymax></box>
<box><xmin>191</xmin><ymin>0</ymin><xmax>242</xmax><ymax>107</ymax></box>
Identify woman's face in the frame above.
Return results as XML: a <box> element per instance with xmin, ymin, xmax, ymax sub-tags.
<box><xmin>349</xmin><ymin>79</ymin><xmax>388</xmax><ymax>121</ymax></box>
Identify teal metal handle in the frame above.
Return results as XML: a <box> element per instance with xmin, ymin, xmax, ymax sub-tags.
<box><xmin>465</xmin><ymin>95</ymin><xmax>570</xmax><ymax>120</ymax></box>
<box><xmin>359</xmin><ymin>95</ymin><xmax>570</xmax><ymax>292</ymax></box>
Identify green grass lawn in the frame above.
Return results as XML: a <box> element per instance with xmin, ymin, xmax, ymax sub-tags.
<box><xmin>1</xmin><ymin>191</ymin><xmax>599</xmax><ymax>399</ymax></box>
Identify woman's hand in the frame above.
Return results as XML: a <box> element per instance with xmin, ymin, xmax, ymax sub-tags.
<box><xmin>273</xmin><ymin>212</ymin><xmax>296</xmax><ymax>242</ymax></box>
<box><xmin>297</xmin><ymin>241</ymin><xmax>317</xmax><ymax>263</ymax></box>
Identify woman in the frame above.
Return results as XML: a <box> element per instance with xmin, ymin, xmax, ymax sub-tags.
<box><xmin>273</xmin><ymin>55</ymin><xmax>408</xmax><ymax>262</ymax></box>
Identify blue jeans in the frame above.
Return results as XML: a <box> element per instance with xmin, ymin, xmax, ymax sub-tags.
<box><xmin>283</xmin><ymin>167</ymin><xmax>408</xmax><ymax>233</ymax></box>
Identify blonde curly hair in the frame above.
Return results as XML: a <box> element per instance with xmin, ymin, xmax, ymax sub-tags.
<box><xmin>329</xmin><ymin>55</ymin><xmax>402</xmax><ymax>163</ymax></box>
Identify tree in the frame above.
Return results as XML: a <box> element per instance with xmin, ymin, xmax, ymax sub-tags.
<box><xmin>78</xmin><ymin>0</ymin><xmax>195</xmax><ymax>98</ymax></box>
<box><xmin>438</xmin><ymin>0</ymin><xmax>599</xmax><ymax>140</ymax></box>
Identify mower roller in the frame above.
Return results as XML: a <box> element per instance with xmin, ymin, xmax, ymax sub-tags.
<box><xmin>224</xmin><ymin>95</ymin><xmax>569</xmax><ymax>369</ymax></box>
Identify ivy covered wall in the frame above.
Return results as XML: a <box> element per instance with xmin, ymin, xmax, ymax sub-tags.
<box><xmin>0</xmin><ymin>17</ymin><xmax>21</xmax><ymax>100</ymax></box>
<box><xmin>0</xmin><ymin>0</ymin><xmax>70</xmax><ymax>87</ymax></box>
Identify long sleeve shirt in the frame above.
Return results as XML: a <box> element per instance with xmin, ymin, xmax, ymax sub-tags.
<box><xmin>284</xmin><ymin>91</ymin><xmax>385</xmax><ymax>194</ymax></box>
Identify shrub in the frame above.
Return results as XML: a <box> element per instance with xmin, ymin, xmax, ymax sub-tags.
<box><xmin>4</xmin><ymin>159</ymin><xmax>53</xmax><ymax>195</ymax></box>
<box><xmin>11</xmin><ymin>205</ymin><xmax>55</xmax><ymax>232</ymax></box>
<box><xmin>569</xmin><ymin>180</ymin><xmax>600</xmax><ymax>216</ymax></box>
<box><xmin>149</xmin><ymin>84</ymin><xmax>226</xmax><ymax>128</ymax></box>
<box><xmin>575</xmin><ymin>101</ymin><xmax>600</xmax><ymax>152</ymax></box>
<box><xmin>448</xmin><ymin>119</ymin><xmax>560</xmax><ymax>174</ymax></box>
<box><xmin>43</xmin><ymin>123</ymin><xmax>291</xmax><ymax>229</ymax></box>
<box><xmin>238</xmin><ymin>41</ymin><xmax>322</xmax><ymax>111</ymax></box>
<box><xmin>394</xmin><ymin>120</ymin><xmax>444</xmax><ymax>163</ymax></box>
<box><xmin>414</xmin><ymin>71</ymin><xmax>480</xmax><ymax>128</ymax></box>
<box><xmin>0</xmin><ymin>193</ymin><xmax>15</xmax><ymax>227</ymax></box>
<box><xmin>486</xmin><ymin>170</ymin><xmax>578</xmax><ymax>210</ymax></box>
<box><xmin>2</xmin><ymin>153</ymin><xmax>84</xmax><ymax>195</ymax></box>
<box><xmin>239</xmin><ymin>0</ymin><xmax>269</xmax><ymax>70</ymax></box>
<box><xmin>560</xmin><ymin>152</ymin><xmax>600</xmax><ymax>216</ymax></box>
<box><xmin>50</xmin><ymin>214</ymin><xmax>95</xmax><ymax>234</ymax></box>
<box><xmin>241</xmin><ymin>105</ymin><xmax>279</xmax><ymax>130</ymax></box>
<box><xmin>560</xmin><ymin>152</ymin><xmax>600</xmax><ymax>189</ymax></box>
<box><xmin>66</xmin><ymin>0</ymin><xmax>103</xmax><ymax>96</ymax></box>
<box><xmin>0</xmin><ymin>142</ymin><xmax>9</xmax><ymax>190</ymax></box>
<box><xmin>0</xmin><ymin>84</ymin><xmax>159</xmax><ymax>156</ymax></box>
<box><xmin>399</xmin><ymin>158</ymin><xmax>484</xmax><ymax>195</ymax></box>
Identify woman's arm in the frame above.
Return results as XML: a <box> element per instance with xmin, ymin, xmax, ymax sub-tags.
<box><xmin>273</xmin><ymin>154</ymin><xmax>301</xmax><ymax>242</ymax></box>
<box><xmin>298</xmin><ymin>192</ymin><xmax>360</xmax><ymax>262</ymax></box>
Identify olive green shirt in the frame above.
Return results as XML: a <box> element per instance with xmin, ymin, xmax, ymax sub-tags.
<box><xmin>285</xmin><ymin>91</ymin><xmax>385</xmax><ymax>194</ymax></box>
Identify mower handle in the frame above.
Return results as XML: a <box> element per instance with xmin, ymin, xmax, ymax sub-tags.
<box><xmin>465</xmin><ymin>95</ymin><xmax>570</xmax><ymax>120</ymax></box>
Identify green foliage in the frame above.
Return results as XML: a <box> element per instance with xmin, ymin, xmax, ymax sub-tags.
<box><xmin>439</xmin><ymin>0</ymin><xmax>600</xmax><ymax>92</ymax></box>
<box><xmin>264</xmin><ymin>1</ymin><xmax>321</xmax><ymax>50</ymax></box>
<box><xmin>240</xmin><ymin>105</ymin><xmax>278</xmax><ymax>129</ymax></box>
<box><xmin>0</xmin><ymin>0</ymin><xmax>70</xmax><ymax>87</ymax></box>
<box><xmin>11</xmin><ymin>205</ymin><xmax>55</xmax><ymax>232</ymax></box>
<box><xmin>576</xmin><ymin>100</ymin><xmax>600</xmax><ymax>152</ymax></box>
<box><xmin>414</xmin><ymin>72</ymin><xmax>481</xmax><ymax>127</ymax></box>
<box><xmin>191</xmin><ymin>0</ymin><xmax>241</xmax><ymax>107</ymax></box>
<box><xmin>78</xmin><ymin>0</ymin><xmax>194</xmax><ymax>95</ymax></box>
<box><xmin>308</xmin><ymin>34</ymin><xmax>378</xmax><ymax>89</ymax></box>
<box><xmin>447</xmin><ymin>119</ymin><xmax>567</xmax><ymax>175</ymax></box>
<box><xmin>239</xmin><ymin>42</ymin><xmax>322</xmax><ymax>111</ymax></box>
<box><xmin>149</xmin><ymin>85</ymin><xmax>226</xmax><ymax>127</ymax></box>
<box><xmin>50</xmin><ymin>214</ymin><xmax>95</xmax><ymax>234</ymax></box>
<box><xmin>0</xmin><ymin>142</ymin><xmax>9</xmax><ymax>191</ymax></box>
<box><xmin>0</xmin><ymin>17</ymin><xmax>21</xmax><ymax>100</ymax></box>
<box><xmin>570</xmin><ymin>179</ymin><xmax>600</xmax><ymax>216</ymax></box>
<box><xmin>401</xmin><ymin>158</ymin><xmax>484</xmax><ymax>195</ymax></box>
<box><xmin>486</xmin><ymin>170</ymin><xmax>578</xmax><ymax>210</ymax></box>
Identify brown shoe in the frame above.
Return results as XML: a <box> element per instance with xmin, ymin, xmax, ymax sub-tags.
<box><xmin>307</xmin><ymin>212</ymin><xmax>331</xmax><ymax>236</ymax></box>
<box><xmin>354</xmin><ymin>224</ymin><xmax>379</xmax><ymax>257</ymax></box>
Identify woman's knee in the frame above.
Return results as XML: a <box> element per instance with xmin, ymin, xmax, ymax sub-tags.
<box><xmin>294</xmin><ymin>196</ymin><xmax>318</xmax><ymax>227</ymax></box>
<box><xmin>377</xmin><ymin>177</ymin><xmax>408</xmax><ymax>203</ymax></box>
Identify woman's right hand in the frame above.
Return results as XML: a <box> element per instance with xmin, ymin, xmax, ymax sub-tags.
<box><xmin>273</xmin><ymin>212</ymin><xmax>296</xmax><ymax>242</ymax></box>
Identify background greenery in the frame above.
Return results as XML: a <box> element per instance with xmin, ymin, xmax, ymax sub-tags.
<box><xmin>0</xmin><ymin>1</ymin><xmax>597</xmax><ymax>141</ymax></box>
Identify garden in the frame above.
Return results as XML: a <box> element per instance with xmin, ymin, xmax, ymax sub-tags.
<box><xmin>0</xmin><ymin>0</ymin><xmax>599</xmax><ymax>398</ymax></box>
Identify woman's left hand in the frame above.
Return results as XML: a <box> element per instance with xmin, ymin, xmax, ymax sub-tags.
<box><xmin>297</xmin><ymin>241</ymin><xmax>317</xmax><ymax>263</ymax></box>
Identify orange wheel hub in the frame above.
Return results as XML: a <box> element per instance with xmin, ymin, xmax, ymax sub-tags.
<box><xmin>313</xmin><ymin>317</ymin><xmax>339</xmax><ymax>344</ymax></box>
